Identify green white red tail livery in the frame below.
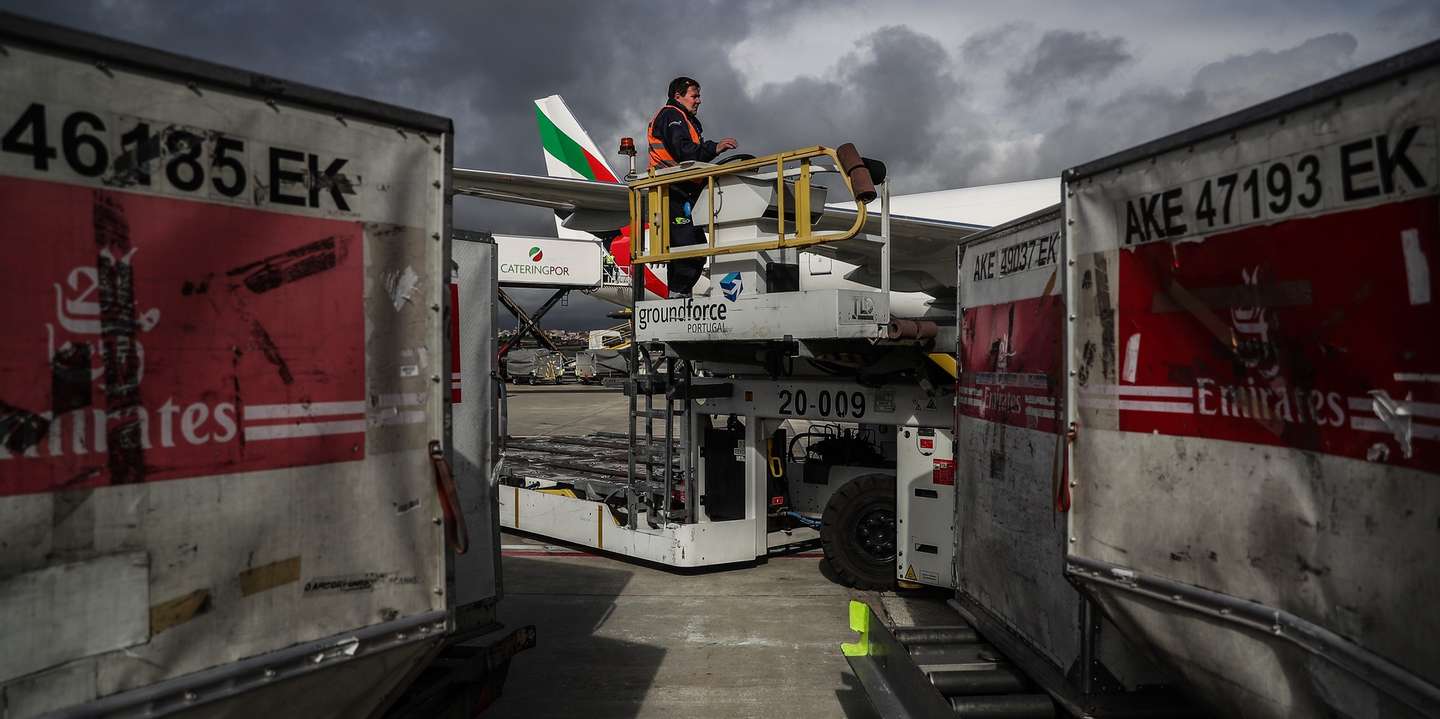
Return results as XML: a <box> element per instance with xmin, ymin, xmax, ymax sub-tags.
<box><xmin>534</xmin><ymin>94</ymin><xmax>676</xmax><ymax>300</ymax></box>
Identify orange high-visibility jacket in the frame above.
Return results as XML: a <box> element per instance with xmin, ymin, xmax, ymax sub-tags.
<box><xmin>646</xmin><ymin>104</ymin><xmax>702</xmax><ymax>170</ymax></box>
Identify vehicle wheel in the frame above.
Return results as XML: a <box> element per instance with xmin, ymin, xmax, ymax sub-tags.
<box><xmin>820</xmin><ymin>475</ymin><xmax>897</xmax><ymax>590</ymax></box>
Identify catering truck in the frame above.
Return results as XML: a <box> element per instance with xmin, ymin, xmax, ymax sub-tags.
<box><xmin>0</xmin><ymin>14</ymin><xmax>523</xmax><ymax>718</ymax></box>
<box><xmin>844</xmin><ymin>38</ymin><xmax>1440</xmax><ymax>719</ymax></box>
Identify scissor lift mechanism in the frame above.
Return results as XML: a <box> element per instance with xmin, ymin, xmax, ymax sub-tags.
<box><xmin>499</xmin><ymin>145</ymin><xmax>955</xmax><ymax>574</ymax></box>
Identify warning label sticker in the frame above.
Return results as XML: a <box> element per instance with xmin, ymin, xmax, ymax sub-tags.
<box><xmin>0</xmin><ymin>177</ymin><xmax>366</xmax><ymax>496</ymax></box>
<box><xmin>932</xmin><ymin>458</ymin><xmax>956</xmax><ymax>486</ymax></box>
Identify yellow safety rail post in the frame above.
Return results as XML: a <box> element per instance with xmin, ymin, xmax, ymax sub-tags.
<box><xmin>840</xmin><ymin>600</ymin><xmax>872</xmax><ymax>657</ymax></box>
<box><xmin>627</xmin><ymin>145</ymin><xmax>873</xmax><ymax>267</ymax></box>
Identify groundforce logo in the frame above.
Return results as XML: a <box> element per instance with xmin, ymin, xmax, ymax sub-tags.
<box><xmin>720</xmin><ymin>271</ymin><xmax>743</xmax><ymax>302</ymax></box>
<box><xmin>636</xmin><ymin>298</ymin><xmax>728</xmax><ymax>330</ymax></box>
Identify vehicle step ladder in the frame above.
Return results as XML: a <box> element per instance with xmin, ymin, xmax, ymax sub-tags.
<box><xmin>625</xmin><ymin>342</ymin><xmax>695</xmax><ymax>529</ymax></box>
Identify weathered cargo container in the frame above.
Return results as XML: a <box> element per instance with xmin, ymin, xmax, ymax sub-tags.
<box><xmin>0</xmin><ymin>14</ymin><xmax>508</xmax><ymax>717</ymax></box>
<box><xmin>844</xmin><ymin>39</ymin><xmax>1440</xmax><ymax>719</ymax></box>
<box><xmin>1063</xmin><ymin>39</ymin><xmax>1440</xmax><ymax>718</ymax></box>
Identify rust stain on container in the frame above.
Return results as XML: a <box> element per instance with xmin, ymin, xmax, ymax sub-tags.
<box><xmin>150</xmin><ymin>588</ymin><xmax>212</xmax><ymax>634</ymax></box>
<box><xmin>238</xmin><ymin>556</ymin><xmax>301</xmax><ymax>596</ymax></box>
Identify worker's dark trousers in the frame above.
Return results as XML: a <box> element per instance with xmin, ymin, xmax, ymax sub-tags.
<box><xmin>666</xmin><ymin>189</ymin><xmax>705</xmax><ymax>296</ymax></box>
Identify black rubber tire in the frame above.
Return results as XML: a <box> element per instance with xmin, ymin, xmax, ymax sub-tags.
<box><xmin>820</xmin><ymin>475</ymin><xmax>897</xmax><ymax>590</ymax></box>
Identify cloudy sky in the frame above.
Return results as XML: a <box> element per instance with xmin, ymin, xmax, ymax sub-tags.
<box><xmin>5</xmin><ymin>1</ymin><xmax>1439</xmax><ymax>328</ymax></box>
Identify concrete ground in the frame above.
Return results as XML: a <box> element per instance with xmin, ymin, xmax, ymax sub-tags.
<box><xmin>488</xmin><ymin>535</ymin><xmax>881</xmax><ymax>719</ymax></box>
<box><xmin>501</xmin><ymin>382</ymin><xmax>630</xmax><ymax>437</ymax></box>
<box><xmin>487</xmin><ymin>385</ymin><xmax>955</xmax><ymax>719</ymax></box>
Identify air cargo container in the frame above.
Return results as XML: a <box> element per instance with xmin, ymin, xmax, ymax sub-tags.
<box><xmin>843</xmin><ymin>38</ymin><xmax>1440</xmax><ymax>719</ymax></box>
<box><xmin>0</xmin><ymin>14</ymin><xmax>522</xmax><ymax>718</ymax></box>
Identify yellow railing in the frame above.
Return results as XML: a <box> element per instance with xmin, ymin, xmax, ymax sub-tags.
<box><xmin>628</xmin><ymin>145</ymin><xmax>873</xmax><ymax>266</ymax></box>
<box><xmin>601</xmin><ymin>321</ymin><xmax>632</xmax><ymax>350</ymax></box>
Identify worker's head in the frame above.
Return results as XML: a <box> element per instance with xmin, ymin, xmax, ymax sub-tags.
<box><xmin>668</xmin><ymin>76</ymin><xmax>701</xmax><ymax>113</ymax></box>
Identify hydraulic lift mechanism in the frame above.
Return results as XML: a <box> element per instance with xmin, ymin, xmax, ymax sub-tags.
<box><xmin>499</xmin><ymin>143</ymin><xmax>961</xmax><ymax>588</ymax></box>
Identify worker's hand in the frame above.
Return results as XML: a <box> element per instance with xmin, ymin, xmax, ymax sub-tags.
<box><xmin>715</xmin><ymin>137</ymin><xmax>738</xmax><ymax>153</ymax></box>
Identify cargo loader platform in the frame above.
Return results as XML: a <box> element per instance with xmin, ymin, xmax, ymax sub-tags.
<box><xmin>498</xmin><ymin>431</ymin><xmax>819</xmax><ymax>567</ymax></box>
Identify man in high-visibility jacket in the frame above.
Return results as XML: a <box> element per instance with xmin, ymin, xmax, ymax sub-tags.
<box><xmin>645</xmin><ymin>76</ymin><xmax>738</xmax><ymax>296</ymax></box>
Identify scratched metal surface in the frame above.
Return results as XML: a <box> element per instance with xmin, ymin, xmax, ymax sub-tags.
<box><xmin>0</xmin><ymin>35</ymin><xmax>451</xmax><ymax>713</ymax></box>
<box><xmin>1064</xmin><ymin>49</ymin><xmax>1440</xmax><ymax>718</ymax></box>
<box><xmin>952</xmin><ymin>209</ymin><xmax>1085</xmax><ymax>672</ymax></box>
<box><xmin>452</xmin><ymin>238</ymin><xmax>499</xmax><ymax>608</ymax></box>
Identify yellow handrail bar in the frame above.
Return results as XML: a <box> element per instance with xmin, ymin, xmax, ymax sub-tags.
<box><xmin>628</xmin><ymin>145</ymin><xmax>870</xmax><ymax>266</ymax></box>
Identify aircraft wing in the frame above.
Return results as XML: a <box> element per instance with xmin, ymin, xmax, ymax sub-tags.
<box><xmin>450</xmin><ymin>168</ymin><xmax>985</xmax><ymax>292</ymax></box>
<box><xmin>808</xmin><ymin>208</ymin><xmax>986</xmax><ymax>294</ymax></box>
<box><xmin>452</xmin><ymin>168</ymin><xmax>630</xmax><ymax>231</ymax></box>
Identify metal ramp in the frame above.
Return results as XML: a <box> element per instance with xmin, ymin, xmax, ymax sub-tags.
<box><xmin>842</xmin><ymin>601</ymin><xmax>1205</xmax><ymax>718</ymax></box>
<box><xmin>501</xmin><ymin>432</ymin><xmax>677</xmax><ymax>511</ymax></box>
<box><xmin>842</xmin><ymin>601</ymin><xmax>1057</xmax><ymax>719</ymax></box>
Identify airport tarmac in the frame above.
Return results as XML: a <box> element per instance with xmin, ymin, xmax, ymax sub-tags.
<box><xmin>500</xmin><ymin>382</ymin><xmax>629</xmax><ymax>437</ymax></box>
<box><xmin>488</xmin><ymin>384</ymin><xmax>954</xmax><ymax>718</ymax></box>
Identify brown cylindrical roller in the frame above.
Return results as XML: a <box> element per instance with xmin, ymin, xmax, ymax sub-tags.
<box><xmin>837</xmin><ymin>142</ymin><xmax>877</xmax><ymax>203</ymax></box>
<box><xmin>888</xmin><ymin>319</ymin><xmax>940</xmax><ymax>340</ymax></box>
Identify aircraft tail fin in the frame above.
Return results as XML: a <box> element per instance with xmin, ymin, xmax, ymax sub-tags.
<box><xmin>535</xmin><ymin>95</ymin><xmax>620</xmax><ymax>240</ymax></box>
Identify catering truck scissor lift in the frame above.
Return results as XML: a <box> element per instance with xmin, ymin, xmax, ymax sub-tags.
<box><xmin>496</xmin><ymin>144</ymin><xmax>967</xmax><ymax>589</ymax></box>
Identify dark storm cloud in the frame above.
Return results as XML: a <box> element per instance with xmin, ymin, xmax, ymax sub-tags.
<box><xmin>1006</xmin><ymin>30</ymin><xmax>1132</xmax><ymax>94</ymax></box>
<box><xmin>1376</xmin><ymin>0</ymin><xmax>1440</xmax><ymax>50</ymax></box>
<box><xmin>1192</xmin><ymin>32</ymin><xmax>1358</xmax><ymax>108</ymax></box>
<box><xmin>960</xmin><ymin>22</ymin><xmax>1031</xmax><ymax>65</ymax></box>
<box><xmin>1026</xmin><ymin>88</ymin><xmax>1212</xmax><ymax>178</ymax></box>
<box><xmin>716</xmin><ymin>25</ymin><xmax>971</xmax><ymax>192</ymax></box>
<box><xmin>1028</xmin><ymin>32</ymin><xmax>1361</xmax><ymax>177</ymax></box>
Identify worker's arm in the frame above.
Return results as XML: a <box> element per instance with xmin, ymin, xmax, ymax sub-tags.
<box><xmin>659</xmin><ymin>107</ymin><xmax>718</xmax><ymax>162</ymax></box>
